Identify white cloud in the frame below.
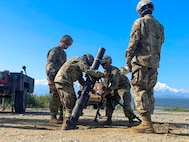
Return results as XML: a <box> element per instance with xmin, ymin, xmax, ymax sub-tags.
<box><xmin>34</xmin><ymin>79</ymin><xmax>80</xmax><ymax>87</ymax></box>
<box><xmin>35</xmin><ymin>79</ymin><xmax>48</xmax><ymax>85</ymax></box>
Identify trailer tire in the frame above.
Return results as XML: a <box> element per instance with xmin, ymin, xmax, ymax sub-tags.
<box><xmin>14</xmin><ymin>89</ymin><xmax>27</xmax><ymax>113</ymax></box>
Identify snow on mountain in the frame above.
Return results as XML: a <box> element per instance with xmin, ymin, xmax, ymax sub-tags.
<box><xmin>154</xmin><ymin>82</ymin><xmax>189</xmax><ymax>93</ymax></box>
<box><xmin>154</xmin><ymin>82</ymin><xmax>189</xmax><ymax>98</ymax></box>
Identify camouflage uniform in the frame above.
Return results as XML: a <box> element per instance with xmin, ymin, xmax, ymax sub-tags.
<box><xmin>46</xmin><ymin>46</ymin><xmax>66</xmax><ymax>117</ymax></box>
<box><xmin>125</xmin><ymin>14</ymin><xmax>164</xmax><ymax>114</ymax></box>
<box><xmin>54</xmin><ymin>57</ymin><xmax>104</xmax><ymax>118</ymax></box>
<box><xmin>103</xmin><ymin>65</ymin><xmax>133</xmax><ymax>120</ymax></box>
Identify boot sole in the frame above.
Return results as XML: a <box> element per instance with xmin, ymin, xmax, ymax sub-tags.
<box><xmin>131</xmin><ymin>128</ymin><xmax>155</xmax><ymax>133</ymax></box>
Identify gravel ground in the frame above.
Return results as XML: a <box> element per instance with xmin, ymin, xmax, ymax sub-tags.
<box><xmin>0</xmin><ymin>108</ymin><xmax>189</xmax><ymax>142</ymax></box>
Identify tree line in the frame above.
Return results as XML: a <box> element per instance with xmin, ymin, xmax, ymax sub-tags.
<box><xmin>0</xmin><ymin>94</ymin><xmax>50</xmax><ymax>108</ymax></box>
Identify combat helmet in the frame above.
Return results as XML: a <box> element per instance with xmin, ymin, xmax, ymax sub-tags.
<box><xmin>136</xmin><ymin>0</ymin><xmax>154</xmax><ymax>17</ymax></box>
<box><xmin>101</xmin><ymin>55</ymin><xmax>112</xmax><ymax>65</ymax></box>
<box><xmin>60</xmin><ymin>35</ymin><xmax>73</xmax><ymax>46</ymax></box>
<box><xmin>82</xmin><ymin>53</ymin><xmax>94</xmax><ymax>66</ymax></box>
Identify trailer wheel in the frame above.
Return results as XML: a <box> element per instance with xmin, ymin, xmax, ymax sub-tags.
<box><xmin>14</xmin><ymin>89</ymin><xmax>27</xmax><ymax>113</ymax></box>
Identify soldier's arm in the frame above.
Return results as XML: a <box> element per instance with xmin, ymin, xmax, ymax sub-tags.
<box><xmin>106</xmin><ymin>69</ymin><xmax>120</xmax><ymax>93</ymax></box>
<box><xmin>46</xmin><ymin>49</ymin><xmax>58</xmax><ymax>81</ymax></box>
<box><xmin>79</xmin><ymin>61</ymin><xmax>104</xmax><ymax>78</ymax></box>
<box><xmin>125</xmin><ymin>19</ymin><xmax>141</xmax><ymax>65</ymax></box>
<box><xmin>78</xmin><ymin>74</ymin><xmax>85</xmax><ymax>87</ymax></box>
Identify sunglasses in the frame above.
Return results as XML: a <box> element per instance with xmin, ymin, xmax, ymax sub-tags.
<box><xmin>63</xmin><ymin>41</ymin><xmax>71</xmax><ymax>46</ymax></box>
<box><xmin>101</xmin><ymin>62</ymin><xmax>107</xmax><ymax>66</ymax></box>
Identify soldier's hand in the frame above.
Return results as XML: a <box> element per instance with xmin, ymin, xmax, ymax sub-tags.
<box><xmin>101</xmin><ymin>92</ymin><xmax>107</xmax><ymax>98</ymax></box>
<box><xmin>48</xmin><ymin>80</ymin><xmax>54</xmax><ymax>86</ymax></box>
<box><xmin>120</xmin><ymin>66</ymin><xmax>131</xmax><ymax>74</ymax></box>
<box><xmin>77</xmin><ymin>90</ymin><xmax>82</xmax><ymax>95</ymax></box>
<box><xmin>90</xmin><ymin>89</ymin><xmax>96</xmax><ymax>94</ymax></box>
<box><xmin>102</xmin><ymin>86</ymin><xmax>107</xmax><ymax>91</ymax></box>
<box><xmin>126</xmin><ymin>63</ymin><xmax>132</xmax><ymax>71</ymax></box>
<box><xmin>103</xmin><ymin>71</ymin><xmax>109</xmax><ymax>78</ymax></box>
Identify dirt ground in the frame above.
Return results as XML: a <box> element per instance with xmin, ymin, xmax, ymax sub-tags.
<box><xmin>0</xmin><ymin>108</ymin><xmax>189</xmax><ymax>142</ymax></box>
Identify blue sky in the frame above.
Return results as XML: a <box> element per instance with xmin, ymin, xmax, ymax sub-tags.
<box><xmin>0</xmin><ymin>0</ymin><xmax>189</xmax><ymax>92</ymax></box>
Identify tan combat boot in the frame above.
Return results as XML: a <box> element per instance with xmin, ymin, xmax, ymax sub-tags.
<box><xmin>130</xmin><ymin>113</ymin><xmax>155</xmax><ymax>133</ymax></box>
<box><xmin>58</xmin><ymin>114</ymin><xmax>63</xmax><ymax>122</ymax></box>
<box><xmin>49</xmin><ymin>115</ymin><xmax>62</xmax><ymax>124</ymax></box>
<box><xmin>61</xmin><ymin>117</ymin><xmax>69</xmax><ymax>130</ymax></box>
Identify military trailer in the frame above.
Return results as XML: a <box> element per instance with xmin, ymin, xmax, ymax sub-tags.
<box><xmin>0</xmin><ymin>67</ymin><xmax>34</xmax><ymax>113</ymax></box>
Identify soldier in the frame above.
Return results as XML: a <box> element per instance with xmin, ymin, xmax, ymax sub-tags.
<box><xmin>54</xmin><ymin>53</ymin><xmax>105</xmax><ymax>130</ymax></box>
<box><xmin>46</xmin><ymin>35</ymin><xmax>73</xmax><ymax>124</ymax></box>
<box><xmin>100</xmin><ymin>55</ymin><xmax>134</xmax><ymax>126</ymax></box>
<box><xmin>125</xmin><ymin>0</ymin><xmax>164</xmax><ymax>133</ymax></box>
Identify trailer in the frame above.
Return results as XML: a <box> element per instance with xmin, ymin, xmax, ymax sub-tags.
<box><xmin>0</xmin><ymin>67</ymin><xmax>34</xmax><ymax>113</ymax></box>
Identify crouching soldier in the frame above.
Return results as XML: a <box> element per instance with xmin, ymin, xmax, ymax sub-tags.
<box><xmin>54</xmin><ymin>53</ymin><xmax>106</xmax><ymax>130</ymax></box>
<box><xmin>100</xmin><ymin>55</ymin><xmax>134</xmax><ymax>126</ymax></box>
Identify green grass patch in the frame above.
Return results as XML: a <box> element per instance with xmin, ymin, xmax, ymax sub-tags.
<box><xmin>163</xmin><ymin>107</ymin><xmax>189</xmax><ymax>112</ymax></box>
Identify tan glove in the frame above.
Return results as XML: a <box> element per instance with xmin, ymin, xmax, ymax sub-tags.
<box><xmin>120</xmin><ymin>65</ymin><xmax>131</xmax><ymax>74</ymax></box>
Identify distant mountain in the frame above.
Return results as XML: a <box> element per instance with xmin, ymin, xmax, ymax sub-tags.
<box><xmin>34</xmin><ymin>79</ymin><xmax>189</xmax><ymax>99</ymax></box>
<box><xmin>154</xmin><ymin>82</ymin><xmax>189</xmax><ymax>99</ymax></box>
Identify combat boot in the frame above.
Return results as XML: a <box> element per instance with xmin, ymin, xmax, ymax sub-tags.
<box><xmin>130</xmin><ymin>113</ymin><xmax>155</xmax><ymax>133</ymax></box>
<box><xmin>101</xmin><ymin>116</ymin><xmax>112</xmax><ymax>125</ymax></box>
<box><xmin>58</xmin><ymin>114</ymin><xmax>63</xmax><ymax>122</ymax></box>
<box><xmin>62</xmin><ymin>117</ymin><xmax>77</xmax><ymax>130</ymax></box>
<box><xmin>61</xmin><ymin>118</ymin><xmax>68</xmax><ymax>130</ymax></box>
<box><xmin>49</xmin><ymin>115</ymin><xmax>62</xmax><ymax>124</ymax></box>
<box><xmin>128</xmin><ymin>117</ymin><xmax>134</xmax><ymax>127</ymax></box>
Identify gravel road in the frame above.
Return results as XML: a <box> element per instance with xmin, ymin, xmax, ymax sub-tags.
<box><xmin>0</xmin><ymin>108</ymin><xmax>189</xmax><ymax>142</ymax></box>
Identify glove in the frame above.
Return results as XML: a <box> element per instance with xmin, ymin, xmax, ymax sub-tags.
<box><xmin>120</xmin><ymin>65</ymin><xmax>131</xmax><ymax>74</ymax></box>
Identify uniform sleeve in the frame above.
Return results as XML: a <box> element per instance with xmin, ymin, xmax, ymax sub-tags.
<box><xmin>46</xmin><ymin>49</ymin><xmax>58</xmax><ymax>81</ymax></box>
<box><xmin>103</xmin><ymin>68</ymin><xmax>120</xmax><ymax>95</ymax></box>
<box><xmin>160</xmin><ymin>24</ymin><xmax>165</xmax><ymax>45</ymax></box>
<box><xmin>125</xmin><ymin>19</ymin><xmax>141</xmax><ymax>64</ymax></box>
<box><xmin>78</xmin><ymin>74</ymin><xmax>85</xmax><ymax>87</ymax></box>
<box><xmin>79</xmin><ymin>60</ymin><xmax>104</xmax><ymax>78</ymax></box>
<box><xmin>107</xmin><ymin>69</ymin><xmax>120</xmax><ymax>92</ymax></box>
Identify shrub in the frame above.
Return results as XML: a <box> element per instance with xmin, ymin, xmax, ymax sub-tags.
<box><xmin>163</xmin><ymin>107</ymin><xmax>189</xmax><ymax>112</ymax></box>
<box><xmin>27</xmin><ymin>94</ymin><xmax>50</xmax><ymax>108</ymax></box>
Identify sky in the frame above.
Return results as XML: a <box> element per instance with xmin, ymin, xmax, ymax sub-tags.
<box><xmin>0</xmin><ymin>0</ymin><xmax>189</xmax><ymax>92</ymax></box>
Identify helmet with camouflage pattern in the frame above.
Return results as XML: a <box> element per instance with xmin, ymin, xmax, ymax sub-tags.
<box><xmin>136</xmin><ymin>0</ymin><xmax>154</xmax><ymax>17</ymax></box>
<box><xmin>82</xmin><ymin>53</ymin><xmax>94</xmax><ymax>66</ymax></box>
<box><xmin>60</xmin><ymin>35</ymin><xmax>73</xmax><ymax>46</ymax></box>
<box><xmin>101</xmin><ymin>55</ymin><xmax>112</xmax><ymax>64</ymax></box>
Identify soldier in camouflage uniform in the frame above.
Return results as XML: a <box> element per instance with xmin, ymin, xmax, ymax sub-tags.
<box><xmin>46</xmin><ymin>35</ymin><xmax>73</xmax><ymax>124</ymax></box>
<box><xmin>125</xmin><ymin>0</ymin><xmax>164</xmax><ymax>133</ymax></box>
<box><xmin>54</xmin><ymin>53</ymin><xmax>105</xmax><ymax>130</ymax></box>
<box><xmin>100</xmin><ymin>55</ymin><xmax>134</xmax><ymax>126</ymax></box>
